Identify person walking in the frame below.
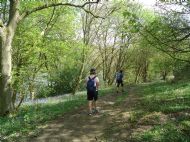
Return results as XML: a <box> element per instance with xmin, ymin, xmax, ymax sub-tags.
<box><xmin>116</xmin><ymin>70</ymin><xmax>124</xmax><ymax>93</ymax></box>
<box><xmin>86</xmin><ymin>68</ymin><xmax>100</xmax><ymax>115</ymax></box>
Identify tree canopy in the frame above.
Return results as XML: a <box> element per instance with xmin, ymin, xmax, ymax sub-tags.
<box><xmin>0</xmin><ymin>0</ymin><xmax>190</xmax><ymax>115</ymax></box>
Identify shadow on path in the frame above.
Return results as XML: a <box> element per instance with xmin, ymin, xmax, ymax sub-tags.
<box><xmin>27</xmin><ymin>88</ymin><xmax>138</xmax><ymax>142</ymax></box>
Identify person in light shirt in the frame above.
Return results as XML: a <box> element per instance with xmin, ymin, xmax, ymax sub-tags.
<box><xmin>86</xmin><ymin>68</ymin><xmax>99</xmax><ymax>115</ymax></box>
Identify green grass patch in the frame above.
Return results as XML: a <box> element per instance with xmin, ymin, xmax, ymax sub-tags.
<box><xmin>0</xmin><ymin>88</ymin><xmax>113</xmax><ymax>141</ymax></box>
<box><xmin>131</xmin><ymin>81</ymin><xmax>190</xmax><ymax>142</ymax></box>
<box><xmin>136</xmin><ymin>82</ymin><xmax>190</xmax><ymax>113</ymax></box>
<box><xmin>114</xmin><ymin>91</ymin><xmax>128</xmax><ymax>106</ymax></box>
<box><xmin>132</xmin><ymin>123</ymin><xmax>190</xmax><ymax>142</ymax></box>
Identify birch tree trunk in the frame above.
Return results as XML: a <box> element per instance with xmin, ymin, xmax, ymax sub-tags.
<box><xmin>0</xmin><ymin>0</ymin><xmax>19</xmax><ymax>115</ymax></box>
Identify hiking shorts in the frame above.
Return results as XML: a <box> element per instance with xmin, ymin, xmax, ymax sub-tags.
<box><xmin>116</xmin><ymin>80</ymin><xmax>123</xmax><ymax>87</ymax></box>
<box><xmin>87</xmin><ymin>90</ymin><xmax>98</xmax><ymax>101</ymax></box>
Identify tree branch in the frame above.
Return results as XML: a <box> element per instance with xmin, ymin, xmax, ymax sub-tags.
<box><xmin>20</xmin><ymin>1</ymin><xmax>100</xmax><ymax>20</ymax></box>
<box><xmin>140</xmin><ymin>31</ymin><xmax>190</xmax><ymax>63</ymax></box>
<box><xmin>41</xmin><ymin>6</ymin><xmax>56</xmax><ymax>36</ymax></box>
<box><xmin>174</xmin><ymin>32</ymin><xmax>190</xmax><ymax>42</ymax></box>
<box><xmin>142</xmin><ymin>25</ymin><xmax>190</xmax><ymax>53</ymax></box>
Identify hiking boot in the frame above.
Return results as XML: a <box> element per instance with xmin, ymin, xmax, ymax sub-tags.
<box><xmin>94</xmin><ymin>109</ymin><xmax>98</xmax><ymax>114</ymax></box>
<box><xmin>88</xmin><ymin>112</ymin><xmax>92</xmax><ymax>116</ymax></box>
<box><xmin>92</xmin><ymin>109</ymin><xmax>98</xmax><ymax>114</ymax></box>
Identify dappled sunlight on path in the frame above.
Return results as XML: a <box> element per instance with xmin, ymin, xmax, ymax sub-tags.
<box><xmin>27</xmin><ymin>88</ymin><xmax>141</xmax><ymax>142</ymax></box>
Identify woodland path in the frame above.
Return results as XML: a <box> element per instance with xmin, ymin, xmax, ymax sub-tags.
<box><xmin>27</xmin><ymin>87</ymin><xmax>141</xmax><ymax>142</ymax></box>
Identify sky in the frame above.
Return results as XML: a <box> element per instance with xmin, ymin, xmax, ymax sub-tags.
<box><xmin>136</xmin><ymin>0</ymin><xmax>157</xmax><ymax>9</ymax></box>
<box><xmin>136</xmin><ymin>0</ymin><xmax>185</xmax><ymax>12</ymax></box>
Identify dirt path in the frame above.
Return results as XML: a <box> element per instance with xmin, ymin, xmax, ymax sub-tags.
<box><xmin>27</xmin><ymin>87</ymin><xmax>139</xmax><ymax>142</ymax></box>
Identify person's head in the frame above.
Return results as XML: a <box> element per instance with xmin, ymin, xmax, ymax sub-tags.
<box><xmin>90</xmin><ymin>68</ymin><xmax>96</xmax><ymax>75</ymax></box>
<box><xmin>120</xmin><ymin>70</ymin><xmax>123</xmax><ymax>73</ymax></box>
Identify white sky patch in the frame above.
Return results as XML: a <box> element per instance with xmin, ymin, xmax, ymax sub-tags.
<box><xmin>135</xmin><ymin>0</ymin><xmax>190</xmax><ymax>23</ymax></box>
<box><xmin>135</xmin><ymin>0</ymin><xmax>157</xmax><ymax>9</ymax></box>
<box><xmin>136</xmin><ymin>0</ymin><xmax>186</xmax><ymax>12</ymax></box>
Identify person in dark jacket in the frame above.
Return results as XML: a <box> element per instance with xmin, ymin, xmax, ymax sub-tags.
<box><xmin>116</xmin><ymin>70</ymin><xmax>124</xmax><ymax>93</ymax></box>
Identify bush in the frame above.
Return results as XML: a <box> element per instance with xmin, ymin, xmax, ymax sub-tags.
<box><xmin>36</xmin><ymin>85</ymin><xmax>55</xmax><ymax>98</ymax></box>
<box><xmin>173</xmin><ymin>63</ymin><xmax>190</xmax><ymax>82</ymax></box>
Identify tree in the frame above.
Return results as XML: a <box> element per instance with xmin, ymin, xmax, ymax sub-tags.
<box><xmin>89</xmin><ymin>0</ymin><xmax>134</xmax><ymax>86</ymax></box>
<box><xmin>138</xmin><ymin>0</ymin><xmax>190</xmax><ymax>63</ymax></box>
<box><xmin>72</xmin><ymin>3</ymin><xmax>97</xmax><ymax>94</ymax></box>
<box><xmin>0</xmin><ymin>0</ymin><xmax>100</xmax><ymax>116</ymax></box>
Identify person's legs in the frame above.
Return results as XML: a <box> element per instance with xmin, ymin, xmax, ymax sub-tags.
<box><xmin>94</xmin><ymin>100</ymin><xmax>97</xmax><ymax>110</ymax></box>
<box><xmin>121</xmin><ymin>80</ymin><xmax>124</xmax><ymax>92</ymax></box>
<box><xmin>93</xmin><ymin>91</ymin><xmax>98</xmax><ymax>113</ymax></box>
<box><xmin>116</xmin><ymin>81</ymin><xmax>120</xmax><ymax>93</ymax></box>
<box><xmin>88</xmin><ymin>100</ymin><xmax>93</xmax><ymax>115</ymax></box>
<box><xmin>87</xmin><ymin>91</ymin><xmax>93</xmax><ymax>115</ymax></box>
<box><xmin>117</xmin><ymin>80</ymin><xmax>122</xmax><ymax>93</ymax></box>
<box><xmin>93</xmin><ymin>101</ymin><xmax>98</xmax><ymax>113</ymax></box>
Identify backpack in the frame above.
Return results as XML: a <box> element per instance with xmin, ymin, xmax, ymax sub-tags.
<box><xmin>86</xmin><ymin>76</ymin><xmax>96</xmax><ymax>92</ymax></box>
<box><xmin>116</xmin><ymin>72</ymin><xmax>123</xmax><ymax>81</ymax></box>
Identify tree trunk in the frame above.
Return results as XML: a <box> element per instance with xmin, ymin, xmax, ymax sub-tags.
<box><xmin>142</xmin><ymin>61</ymin><xmax>148</xmax><ymax>82</ymax></box>
<box><xmin>0</xmin><ymin>0</ymin><xmax>19</xmax><ymax>116</ymax></box>
<box><xmin>135</xmin><ymin>66</ymin><xmax>141</xmax><ymax>84</ymax></box>
<box><xmin>0</xmin><ymin>29</ymin><xmax>13</xmax><ymax>115</ymax></box>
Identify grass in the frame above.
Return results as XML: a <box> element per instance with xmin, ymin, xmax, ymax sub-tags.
<box><xmin>2</xmin><ymin>82</ymin><xmax>190</xmax><ymax>142</ymax></box>
<box><xmin>129</xmin><ymin>81</ymin><xmax>190</xmax><ymax>142</ymax></box>
<box><xmin>114</xmin><ymin>90</ymin><xmax>128</xmax><ymax>105</ymax></box>
<box><xmin>100</xmin><ymin>82</ymin><xmax>190</xmax><ymax>142</ymax></box>
<box><xmin>0</xmin><ymin>88</ymin><xmax>113</xmax><ymax>141</ymax></box>
<box><xmin>132</xmin><ymin>123</ymin><xmax>190</xmax><ymax>142</ymax></box>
